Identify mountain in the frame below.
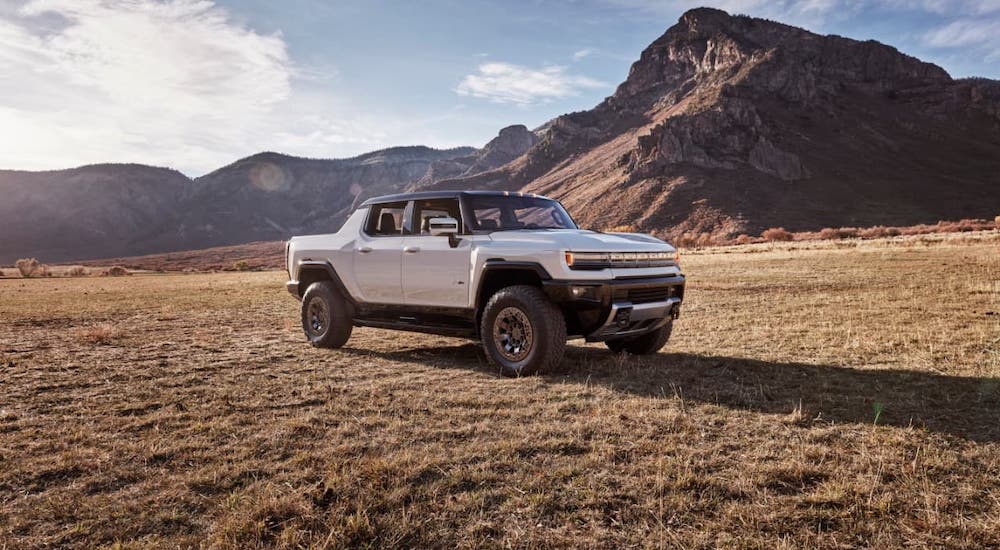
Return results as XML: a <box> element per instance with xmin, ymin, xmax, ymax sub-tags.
<box><xmin>0</xmin><ymin>126</ymin><xmax>535</xmax><ymax>263</ymax></box>
<box><xmin>430</xmin><ymin>8</ymin><xmax>1000</xmax><ymax>238</ymax></box>
<box><xmin>144</xmin><ymin>146</ymin><xmax>477</xmax><ymax>253</ymax></box>
<box><xmin>0</xmin><ymin>164</ymin><xmax>191</xmax><ymax>262</ymax></box>
<box><xmin>2</xmin><ymin>9</ymin><xmax>999</xmax><ymax>263</ymax></box>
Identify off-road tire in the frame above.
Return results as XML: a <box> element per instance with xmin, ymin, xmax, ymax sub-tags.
<box><xmin>481</xmin><ymin>285</ymin><xmax>566</xmax><ymax>377</ymax></box>
<box><xmin>605</xmin><ymin>321</ymin><xmax>673</xmax><ymax>355</ymax></box>
<box><xmin>301</xmin><ymin>281</ymin><xmax>353</xmax><ymax>348</ymax></box>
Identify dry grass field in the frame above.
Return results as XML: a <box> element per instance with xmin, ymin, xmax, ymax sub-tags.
<box><xmin>1</xmin><ymin>234</ymin><xmax>998</xmax><ymax>548</ymax></box>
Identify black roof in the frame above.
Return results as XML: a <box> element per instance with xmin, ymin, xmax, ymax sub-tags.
<box><xmin>359</xmin><ymin>189</ymin><xmax>549</xmax><ymax>207</ymax></box>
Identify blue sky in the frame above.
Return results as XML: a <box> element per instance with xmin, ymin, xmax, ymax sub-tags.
<box><xmin>1</xmin><ymin>0</ymin><xmax>998</xmax><ymax>175</ymax></box>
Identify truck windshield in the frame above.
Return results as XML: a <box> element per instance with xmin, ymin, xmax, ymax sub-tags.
<box><xmin>467</xmin><ymin>195</ymin><xmax>577</xmax><ymax>231</ymax></box>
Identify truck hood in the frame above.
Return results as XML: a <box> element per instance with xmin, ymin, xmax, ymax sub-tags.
<box><xmin>486</xmin><ymin>229</ymin><xmax>675</xmax><ymax>252</ymax></box>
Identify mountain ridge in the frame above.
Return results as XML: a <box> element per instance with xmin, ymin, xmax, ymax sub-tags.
<box><xmin>427</xmin><ymin>7</ymin><xmax>1000</xmax><ymax>238</ymax></box>
<box><xmin>1</xmin><ymin>8</ymin><xmax>998</xmax><ymax>263</ymax></box>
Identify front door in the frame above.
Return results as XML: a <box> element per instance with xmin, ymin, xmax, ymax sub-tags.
<box><xmin>401</xmin><ymin>198</ymin><xmax>471</xmax><ymax>308</ymax></box>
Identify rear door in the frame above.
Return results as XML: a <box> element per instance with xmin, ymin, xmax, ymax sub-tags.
<box><xmin>401</xmin><ymin>198</ymin><xmax>472</xmax><ymax>308</ymax></box>
<box><xmin>352</xmin><ymin>201</ymin><xmax>405</xmax><ymax>303</ymax></box>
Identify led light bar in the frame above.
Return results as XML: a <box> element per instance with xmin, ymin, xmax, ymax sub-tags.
<box><xmin>565</xmin><ymin>251</ymin><xmax>678</xmax><ymax>269</ymax></box>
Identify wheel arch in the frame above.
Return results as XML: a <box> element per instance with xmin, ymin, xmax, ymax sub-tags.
<box><xmin>297</xmin><ymin>261</ymin><xmax>354</xmax><ymax>304</ymax></box>
<box><xmin>474</xmin><ymin>261</ymin><xmax>552</xmax><ymax>324</ymax></box>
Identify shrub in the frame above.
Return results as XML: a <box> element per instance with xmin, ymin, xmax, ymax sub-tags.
<box><xmin>606</xmin><ymin>224</ymin><xmax>637</xmax><ymax>233</ymax></box>
<box><xmin>233</xmin><ymin>260</ymin><xmax>251</xmax><ymax>271</ymax></box>
<box><xmin>672</xmin><ymin>233</ymin><xmax>696</xmax><ymax>248</ymax></box>
<box><xmin>819</xmin><ymin>227</ymin><xmax>859</xmax><ymax>240</ymax></box>
<box><xmin>695</xmin><ymin>232</ymin><xmax>717</xmax><ymax>247</ymax></box>
<box><xmin>65</xmin><ymin>266</ymin><xmax>88</xmax><ymax>277</ymax></box>
<box><xmin>15</xmin><ymin>258</ymin><xmax>46</xmax><ymax>278</ymax></box>
<box><xmin>995</xmin><ymin>215</ymin><xmax>1000</xmax><ymax>227</ymax></box>
<box><xmin>103</xmin><ymin>266</ymin><xmax>129</xmax><ymax>277</ymax></box>
<box><xmin>735</xmin><ymin>234</ymin><xmax>752</xmax><ymax>245</ymax></box>
<box><xmin>761</xmin><ymin>227</ymin><xmax>793</xmax><ymax>242</ymax></box>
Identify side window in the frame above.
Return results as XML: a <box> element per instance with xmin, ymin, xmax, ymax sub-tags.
<box><xmin>410</xmin><ymin>199</ymin><xmax>462</xmax><ymax>235</ymax></box>
<box><xmin>364</xmin><ymin>202</ymin><xmax>406</xmax><ymax>236</ymax></box>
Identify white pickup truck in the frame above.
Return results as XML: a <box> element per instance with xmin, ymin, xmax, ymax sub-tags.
<box><xmin>285</xmin><ymin>191</ymin><xmax>685</xmax><ymax>376</ymax></box>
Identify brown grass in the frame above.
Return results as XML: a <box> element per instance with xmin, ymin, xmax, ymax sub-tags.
<box><xmin>74</xmin><ymin>323</ymin><xmax>121</xmax><ymax>345</ymax></box>
<box><xmin>77</xmin><ymin>240</ymin><xmax>285</xmax><ymax>273</ymax></box>
<box><xmin>1</xmin><ymin>237</ymin><xmax>998</xmax><ymax>548</ymax></box>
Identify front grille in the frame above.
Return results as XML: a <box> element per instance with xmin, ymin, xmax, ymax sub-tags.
<box><xmin>609</xmin><ymin>255</ymin><xmax>677</xmax><ymax>269</ymax></box>
<box><xmin>627</xmin><ymin>286</ymin><xmax>673</xmax><ymax>304</ymax></box>
<box><xmin>567</xmin><ymin>251</ymin><xmax>677</xmax><ymax>270</ymax></box>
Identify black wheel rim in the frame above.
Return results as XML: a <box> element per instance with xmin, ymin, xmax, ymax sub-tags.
<box><xmin>307</xmin><ymin>297</ymin><xmax>330</xmax><ymax>337</ymax></box>
<box><xmin>492</xmin><ymin>306</ymin><xmax>533</xmax><ymax>362</ymax></box>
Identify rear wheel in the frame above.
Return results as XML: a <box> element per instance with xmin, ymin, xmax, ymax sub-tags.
<box><xmin>605</xmin><ymin>321</ymin><xmax>673</xmax><ymax>355</ymax></box>
<box><xmin>301</xmin><ymin>281</ymin><xmax>353</xmax><ymax>348</ymax></box>
<box><xmin>481</xmin><ymin>285</ymin><xmax>566</xmax><ymax>377</ymax></box>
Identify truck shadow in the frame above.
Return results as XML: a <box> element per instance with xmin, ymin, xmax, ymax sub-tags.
<box><xmin>338</xmin><ymin>343</ymin><xmax>1000</xmax><ymax>443</ymax></box>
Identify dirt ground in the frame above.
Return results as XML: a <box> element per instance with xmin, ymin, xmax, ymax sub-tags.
<box><xmin>1</xmin><ymin>234</ymin><xmax>998</xmax><ymax>548</ymax></box>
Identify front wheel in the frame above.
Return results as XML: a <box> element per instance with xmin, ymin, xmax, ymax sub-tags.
<box><xmin>605</xmin><ymin>321</ymin><xmax>673</xmax><ymax>355</ymax></box>
<box><xmin>300</xmin><ymin>281</ymin><xmax>353</xmax><ymax>348</ymax></box>
<box><xmin>480</xmin><ymin>285</ymin><xmax>566</xmax><ymax>377</ymax></box>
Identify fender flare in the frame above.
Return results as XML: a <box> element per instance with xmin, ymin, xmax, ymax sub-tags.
<box><xmin>474</xmin><ymin>259</ymin><xmax>553</xmax><ymax>313</ymax></box>
<box><xmin>296</xmin><ymin>260</ymin><xmax>356</xmax><ymax>305</ymax></box>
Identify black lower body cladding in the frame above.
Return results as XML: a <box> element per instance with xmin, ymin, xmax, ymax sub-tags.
<box><xmin>541</xmin><ymin>274</ymin><xmax>685</xmax><ymax>337</ymax></box>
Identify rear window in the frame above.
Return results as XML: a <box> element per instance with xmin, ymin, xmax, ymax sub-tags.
<box><xmin>364</xmin><ymin>202</ymin><xmax>406</xmax><ymax>236</ymax></box>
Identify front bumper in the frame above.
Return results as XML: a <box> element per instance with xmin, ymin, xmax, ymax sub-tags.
<box><xmin>542</xmin><ymin>274</ymin><xmax>685</xmax><ymax>341</ymax></box>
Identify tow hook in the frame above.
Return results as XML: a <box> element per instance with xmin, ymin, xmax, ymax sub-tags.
<box><xmin>671</xmin><ymin>303</ymin><xmax>681</xmax><ymax>320</ymax></box>
<box><xmin>614</xmin><ymin>307</ymin><xmax>632</xmax><ymax>329</ymax></box>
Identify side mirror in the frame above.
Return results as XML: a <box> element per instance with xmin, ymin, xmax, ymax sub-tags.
<box><xmin>428</xmin><ymin>217</ymin><xmax>459</xmax><ymax>236</ymax></box>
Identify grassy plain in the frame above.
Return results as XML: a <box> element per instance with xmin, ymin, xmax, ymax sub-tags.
<box><xmin>1</xmin><ymin>233</ymin><xmax>998</xmax><ymax>548</ymax></box>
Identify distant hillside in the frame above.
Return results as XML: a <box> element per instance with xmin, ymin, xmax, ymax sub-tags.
<box><xmin>0</xmin><ymin>126</ymin><xmax>536</xmax><ymax>263</ymax></box>
<box><xmin>0</xmin><ymin>164</ymin><xmax>190</xmax><ymax>262</ymax></box>
<box><xmin>429</xmin><ymin>8</ymin><xmax>1000</xmax><ymax>238</ymax></box>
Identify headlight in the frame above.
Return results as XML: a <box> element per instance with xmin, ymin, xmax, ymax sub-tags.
<box><xmin>565</xmin><ymin>251</ymin><xmax>610</xmax><ymax>269</ymax></box>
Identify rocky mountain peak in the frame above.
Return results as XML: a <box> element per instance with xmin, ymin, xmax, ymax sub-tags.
<box><xmin>439</xmin><ymin>8</ymin><xmax>1000</xmax><ymax>241</ymax></box>
<box><xmin>483</xmin><ymin>125</ymin><xmax>538</xmax><ymax>157</ymax></box>
<box><xmin>614</xmin><ymin>7</ymin><xmax>952</xmax><ymax>107</ymax></box>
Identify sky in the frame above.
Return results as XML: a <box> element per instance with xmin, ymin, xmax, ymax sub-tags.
<box><xmin>1</xmin><ymin>0</ymin><xmax>998</xmax><ymax>176</ymax></box>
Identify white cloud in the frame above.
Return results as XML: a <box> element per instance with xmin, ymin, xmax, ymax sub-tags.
<box><xmin>606</xmin><ymin>0</ymin><xmax>1000</xmax><ymax>32</ymax></box>
<box><xmin>0</xmin><ymin>0</ymin><xmax>383</xmax><ymax>174</ymax></box>
<box><xmin>573</xmin><ymin>48</ymin><xmax>596</xmax><ymax>60</ymax></box>
<box><xmin>456</xmin><ymin>62</ymin><xmax>608</xmax><ymax>105</ymax></box>
<box><xmin>883</xmin><ymin>0</ymin><xmax>1000</xmax><ymax>15</ymax></box>
<box><xmin>925</xmin><ymin>19</ymin><xmax>1000</xmax><ymax>47</ymax></box>
<box><xmin>924</xmin><ymin>18</ymin><xmax>1000</xmax><ymax>62</ymax></box>
<box><xmin>602</xmin><ymin>0</ymin><xmax>857</xmax><ymax>29</ymax></box>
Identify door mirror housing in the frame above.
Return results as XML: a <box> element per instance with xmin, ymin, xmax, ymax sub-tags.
<box><xmin>428</xmin><ymin>216</ymin><xmax>460</xmax><ymax>236</ymax></box>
